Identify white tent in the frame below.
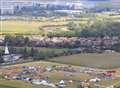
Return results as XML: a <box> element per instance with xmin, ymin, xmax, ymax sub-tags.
<box><xmin>59</xmin><ymin>80</ymin><xmax>64</xmax><ymax>84</ymax></box>
<box><xmin>32</xmin><ymin>79</ymin><xmax>49</xmax><ymax>85</ymax></box>
<box><xmin>89</xmin><ymin>78</ymin><xmax>101</xmax><ymax>83</ymax></box>
<box><xmin>40</xmin><ymin>80</ymin><xmax>49</xmax><ymax>85</ymax></box>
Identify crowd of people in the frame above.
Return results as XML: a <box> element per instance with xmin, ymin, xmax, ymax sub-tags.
<box><xmin>0</xmin><ymin>64</ymin><xmax>118</xmax><ymax>88</ymax></box>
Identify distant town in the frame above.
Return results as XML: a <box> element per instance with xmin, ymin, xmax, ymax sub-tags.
<box><xmin>1</xmin><ymin>0</ymin><xmax>120</xmax><ymax>17</ymax></box>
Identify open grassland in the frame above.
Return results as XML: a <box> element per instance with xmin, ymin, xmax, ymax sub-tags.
<box><xmin>48</xmin><ymin>53</ymin><xmax>120</xmax><ymax>69</ymax></box>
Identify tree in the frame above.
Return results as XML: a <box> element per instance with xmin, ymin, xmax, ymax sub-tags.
<box><xmin>23</xmin><ymin>47</ymin><xmax>28</xmax><ymax>59</ymax></box>
<box><xmin>33</xmin><ymin>49</ymin><xmax>39</xmax><ymax>60</ymax></box>
<box><xmin>30</xmin><ymin>47</ymin><xmax>35</xmax><ymax>57</ymax></box>
<box><xmin>79</xmin><ymin>21</ymin><xmax>120</xmax><ymax>37</ymax></box>
<box><xmin>15</xmin><ymin>36</ymin><xmax>25</xmax><ymax>46</ymax></box>
<box><xmin>67</xmin><ymin>22</ymin><xmax>77</xmax><ymax>30</ymax></box>
<box><xmin>24</xmin><ymin>37</ymin><xmax>29</xmax><ymax>46</ymax></box>
<box><xmin>111</xmin><ymin>43</ymin><xmax>120</xmax><ymax>52</ymax></box>
<box><xmin>0</xmin><ymin>57</ymin><xmax>4</xmax><ymax>63</ymax></box>
<box><xmin>4</xmin><ymin>35</ymin><xmax>15</xmax><ymax>46</ymax></box>
<box><xmin>79</xmin><ymin>28</ymin><xmax>96</xmax><ymax>37</ymax></box>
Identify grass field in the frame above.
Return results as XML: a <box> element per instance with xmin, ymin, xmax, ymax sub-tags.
<box><xmin>0</xmin><ymin>80</ymin><xmax>52</xmax><ymax>88</ymax></box>
<box><xmin>48</xmin><ymin>53</ymin><xmax>120</xmax><ymax>69</ymax></box>
<box><xmin>0</xmin><ymin>46</ymin><xmax>68</xmax><ymax>54</ymax></box>
<box><xmin>0</xmin><ymin>20</ymin><xmax>42</xmax><ymax>35</ymax></box>
<box><xmin>0</xmin><ymin>80</ymin><xmax>81</xmax><ymax>88</ymax></box>
<box><xmin>0</xmin><ymin>19</ymin><xmax>86</xmax><ymax>35</ymax></box>
<box><xmin>0</xmin><ymin>61</ymin><xmax>83</xmax><ymax>88</ymax></box>
<box><xmin>1</xmin><ymin>61</ymin><xmax>120</xmax><ymax>88</ymax></box>
<box><xmin>1</xmin><ymin>46</ymin><xmax>119</xmax><ymax>69</ymax></box>
<box><xmin>1</xmin><ymin>14</ymin><xmax>119</xmax><ymax>35</ymax></box>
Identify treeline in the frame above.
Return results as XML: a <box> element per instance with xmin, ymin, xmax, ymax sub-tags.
<box><xmin>0</xmin><ymin>21</ymin><xmax>119</xmax><ymax>49</ymax></box>
<box><xmin>79</xmin><ymin>21</ymin><xmax>120</xmax><ymax>37</ymax></box>
<box><xmin>0</xmin><ymin>46</ymin><xmax>82</xmax><ymax>62</ymax></box>
<box><xmin>2</xmin><ymin>35</ymin><xmax>30</xmax><ymax>46</ymax></box>
<box><xmin>47</xmin><ymin>21</ymin><xmax>120</xmax><ymax>37</ymax></box>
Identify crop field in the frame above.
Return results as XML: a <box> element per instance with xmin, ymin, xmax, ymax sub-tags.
<box><xmin>48</xmin><ymin>53</ymin><xmax>120</xmax><ymax>69</ymax></box>
<box><xmin>0</xmin><ymin>20</ymin><xmax>85</xmax><ymax>35</ymax></box>
<box><xmin>0</xmin><ymin>20</ymin><xmax>42</xmax><ymax>35</ymax></box>
<box><xmin>1</xmin><ymin>14</ymin><xmax>119</xmax><ymax>35</ymax></box>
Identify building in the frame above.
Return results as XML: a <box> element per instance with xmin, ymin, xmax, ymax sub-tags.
<box><xmin>0</xmin><ymin>0</ymin><xmax>85</xmax><ymax>15</ymax></box>
<box><xmin>2</xmin><ymin>44</ymin><xmax>22</xmax><ymax>62</ymax></box>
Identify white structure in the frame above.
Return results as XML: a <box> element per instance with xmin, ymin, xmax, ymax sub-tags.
<box><xmin>2</xmin><ymin>44</ymin><xmax>22</xmax><ymax>62</ymax></box>
<box><xmin>4</xmin><ymin>44</ymin><xmax>10</xmax><ymax>55</ymax></box>
<box><xmin>59</xmin><ymin>80</ymin><xmax>65</xmax><ymax>84</ymax></box>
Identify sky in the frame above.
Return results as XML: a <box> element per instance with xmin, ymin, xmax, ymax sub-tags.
<box><xmin>88</xmin><ymin>0</ymin><xmax>120</xmax><ymax>2</ymax></box>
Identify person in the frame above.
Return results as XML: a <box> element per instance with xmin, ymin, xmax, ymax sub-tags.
<box><xmin>58</xmin><ymin>80</ymin><xmax>65</xmax><ymax>88</ymax></box>
<box><xmin>58</xmin><ymin>84</ymin><xmax>65</xmax><ymax>88</ymax></box>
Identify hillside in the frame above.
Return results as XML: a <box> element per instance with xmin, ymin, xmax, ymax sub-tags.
<box><xmin>95</xmin><ymin>2</ymin><xmax>120</xmax><ymax>9</ymax></box>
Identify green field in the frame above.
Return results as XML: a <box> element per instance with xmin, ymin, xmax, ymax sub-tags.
<box><xmin>0</xmin><ymin>80</ymin><xmax>52</xmax><ymax>88</ymax></box>
<box><xmin>1</xmin><ymin>61</ymin><xmax>120</xmax><ymax>88</ymax></box>
<box><xmin>0</xmin><ymin>19</ymin><xmax>85</xmax><ymax>35</ymax></box>
<box><xmin>0</xmin><ymin>46</ymin><xmax>68</xmax><ymax>53</ymax></box>
<box><xmin>1</xmin><ymin>79</ymin><xmax>119</xmax><ymax>88</ymax></box>
<box><xmin>0</xmin><ymin>80</ymin><xmax>82</xmax><ymax>88</ymax></box>
<box><xmin>0</xmin><ymin>20</ymin><xmax>42</xmax><ymax>35</ymax></box>
<box><xmin>1</xmin><ymin>14</ymin><xmax>120</xmax><ymax>35</ymax></box>
<box><xmin>48</xmin><ymin>53</ymin><xmax>120</xmax><ymax>69</ymax></box>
